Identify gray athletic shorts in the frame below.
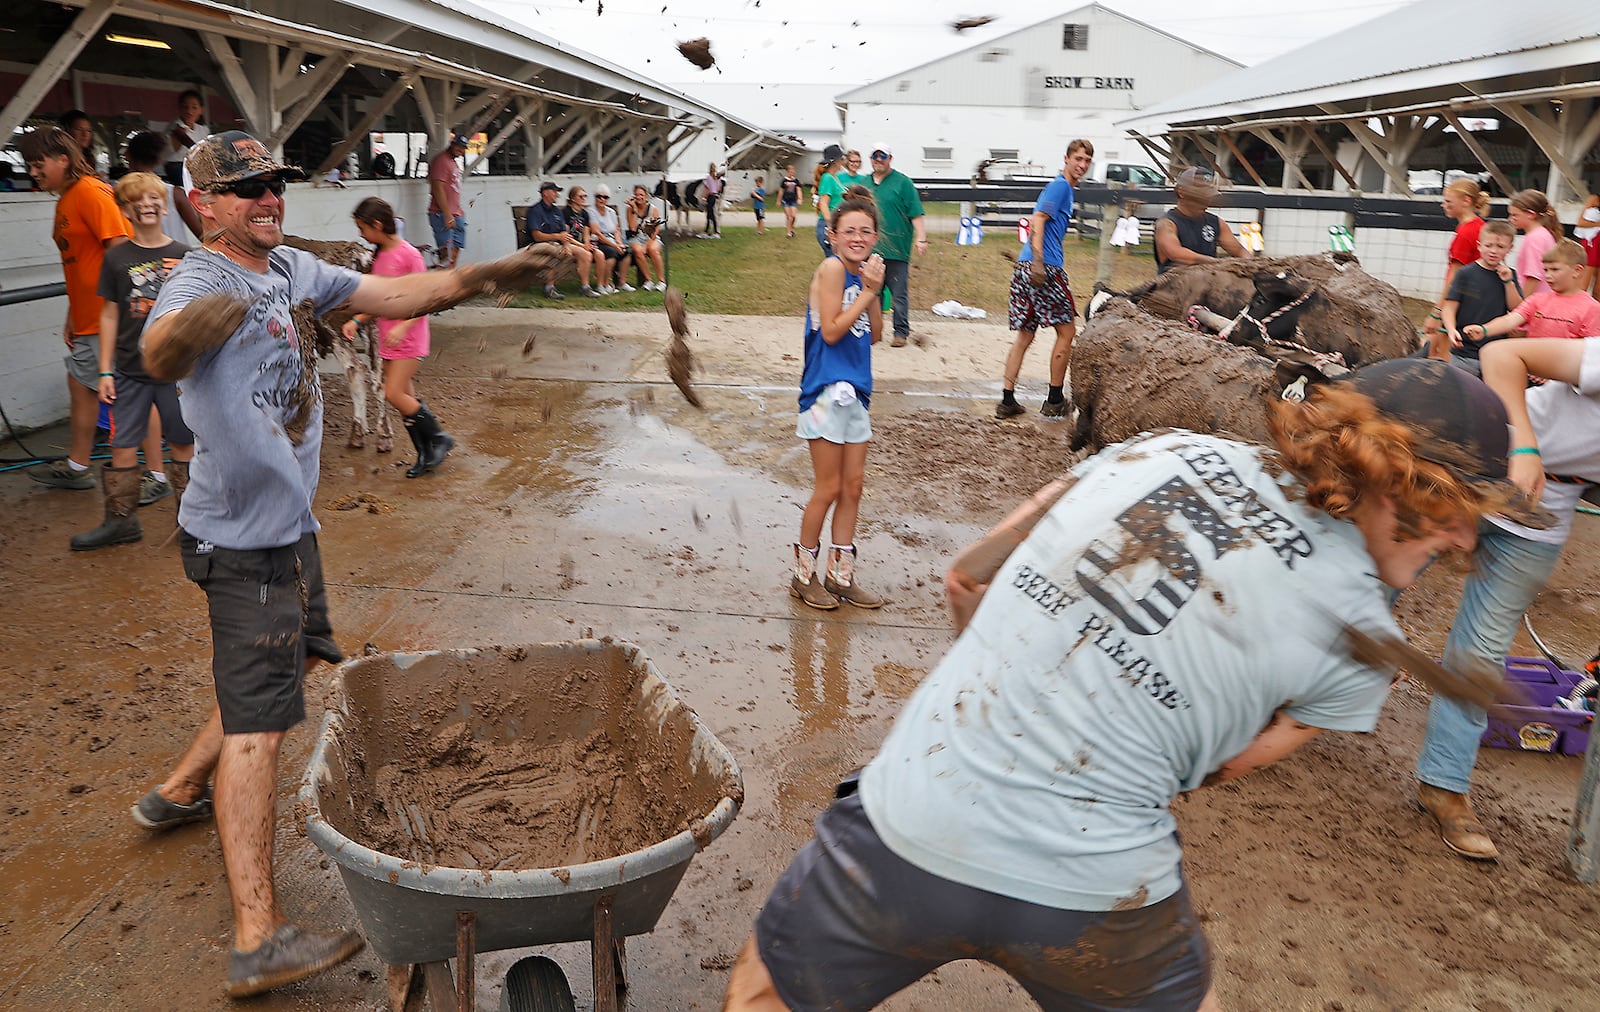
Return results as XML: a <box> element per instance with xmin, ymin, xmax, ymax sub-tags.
<box><xmin>65</xmin><ymin>334</ymin><xmax>99</xmax><ymax>390</ymax></box>
<box><xmin>180</xmin><ymin>531</ymin><xmax>341</xmax><ymax>735</ymax></box>
<box><xmin>754</xmin><ymin>788</ymin><xmax>1211</xmax><ymax>1011</ymax></box>
<box><xmin>109</xmin><ymin>373</ymin><xmax>193</xmax><ymax>449</ymax></box>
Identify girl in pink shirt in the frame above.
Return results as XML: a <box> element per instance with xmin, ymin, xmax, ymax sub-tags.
<box><xmin>1509</xmin><ymin>189</ymin><xmax>1563</xmax><ymax>296</ymax></box>
<box><xmin>348</xmin><ymin>197</ymin><xmax>454</xmax><ymax>477</ymax></box>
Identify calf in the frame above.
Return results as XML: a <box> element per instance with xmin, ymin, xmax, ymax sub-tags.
<box><xmin>280</xmin><ymin>235</ymin><xmax>394</xmax><ymax>453</ymax></box>
<box><xmin>1092</xmin><ymin>253</ymin><xmax>1415</xmax><ymax>367</ymax></box>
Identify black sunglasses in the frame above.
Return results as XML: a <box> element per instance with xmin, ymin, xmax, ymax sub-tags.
<box><xmin>215</xmin><ymin>176</ymin><xmax>287</xmax><ymax>199</ymax></box>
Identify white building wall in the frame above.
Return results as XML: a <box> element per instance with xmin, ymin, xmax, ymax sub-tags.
<box><xmin>842</xmin><ymin>105</ymin><xmax>1145</xmax><ymax>180</ymax></box>
<box><xmin>840</xmin><ymin>5</ymin><xmax>1240</xmax><ymax>180</ymax></box>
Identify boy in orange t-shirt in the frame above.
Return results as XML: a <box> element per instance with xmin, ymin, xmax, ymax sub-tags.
<box><xmin>21</xmin><ymin>127</ymin><xmax>132</xmax><ymax>488</ymax></box>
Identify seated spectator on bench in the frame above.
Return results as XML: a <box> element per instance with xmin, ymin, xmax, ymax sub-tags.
<box><xmin>524</xmin><ymin>181</ymin><xmax>594</xmax><ymax>301</ymax></box>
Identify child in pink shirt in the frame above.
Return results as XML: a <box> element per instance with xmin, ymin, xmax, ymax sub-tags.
<box><xmin>1470</xmin><ymin>240</ymin><xmax>1600</xmax><ymax>343</ymax></box>
<box><xmin>347</xmin><ymin>197</ymin><xmax>454</xmax><ymax>478</ymax></box>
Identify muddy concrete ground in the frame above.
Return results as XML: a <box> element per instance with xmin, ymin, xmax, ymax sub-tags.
<box><xmin>2</xmin><ymin>305</ymin><xmax>1598</xmax><ymax>1010</ymax></box>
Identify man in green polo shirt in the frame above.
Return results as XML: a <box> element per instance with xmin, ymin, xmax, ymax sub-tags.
<box><xmin>866</xmin><ymin>143</ymin><xmax>927</xmax><ymax>347</ymax></box>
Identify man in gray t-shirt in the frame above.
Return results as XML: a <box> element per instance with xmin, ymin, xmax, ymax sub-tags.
<box><xmin>725</xmin><ymin>359</ymin><xmax>1547</xmax><ymax>1012</ymax></box>
<box><xmin>130</xmin><ymin>131</ymin><xmax>561</xmax><ymax>1000</ymax></box>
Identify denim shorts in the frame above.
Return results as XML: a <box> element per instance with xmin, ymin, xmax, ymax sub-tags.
<box><xmin>797</xmin><ymin>388</ymin><xmax>871</xmax><ymax>444</ymax></box>
<box><xmin>429</xmin><ymin>211</ymin><xmax>467</xmax><ymax>250</ymax></box>
<box><xmin>755</xmin><ymin>790</ymin><xmax>1211</xmax><ymax>1011</ymax></box>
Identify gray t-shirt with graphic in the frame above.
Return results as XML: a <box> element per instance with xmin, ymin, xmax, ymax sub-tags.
<box><xmin>148</xmin><ymin>246</ymin><xmax>360</xmax><ymax>549</ymax></box>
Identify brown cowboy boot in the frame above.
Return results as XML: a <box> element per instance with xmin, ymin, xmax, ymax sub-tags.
<box><xmin>823</xmin><ymin>545</ymin><xmax>885</xmax><ymax>609</ymax></box>
<box><xmin>788</xmin><ymin>543</ymin><xmax>839</xmax><ymax>610</ymax></box>
<box><xmin>70</xmin><ymin>464</ymin><xmax>143</xmax><ymax>551</ymax></box>
<box><xmin>1418</xmin><ymin>783</ymin><xmax>1498</xmax><ymax>860</ymax></box>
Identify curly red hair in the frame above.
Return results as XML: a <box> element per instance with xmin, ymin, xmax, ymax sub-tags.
<box><xmin>1269</xmin><ymin>384</ymin><xmax>1516</xmax><ymax>540</ymax></box>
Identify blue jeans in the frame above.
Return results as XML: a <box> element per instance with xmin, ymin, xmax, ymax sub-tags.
<box><xmin>815</xmin><ymin>217</ymin><xmax>831</xmax><ymax>257</ymax></box>
<box><xmin>1415</xmin><ymin>522</ymin><xmax>1563</xmax><ymax>793</ymax></box>
<box><xmin>883</xmin><ymin>258</ymin><xmax>910</xmax><ymax>338</ymax></box>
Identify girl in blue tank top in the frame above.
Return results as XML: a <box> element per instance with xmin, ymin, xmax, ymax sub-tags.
<box><xmin>791</xmin><ymin>195</ymin><xmax>886</xmax><ymax>611</ymax></box>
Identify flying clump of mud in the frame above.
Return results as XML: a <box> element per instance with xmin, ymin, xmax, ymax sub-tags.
<box><xmin>677</xmin><ymin>38</ymin><xmax>715</xmax><ymax>70</ymax></box>
<box><xmin>664</xmin><ymin>286</ymin><xmax>702</xmax><ymax>408</ymax></box>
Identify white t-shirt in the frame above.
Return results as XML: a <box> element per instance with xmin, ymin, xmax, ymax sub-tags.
<box><xmin>159</xmin><ymin>121</ymin><xmax>210</xmax><ymax>167</ymax></box>
<box><xmin>1489</xmin><ymin>337</ymin><xmax>1600</xmax><ymax>546</ymax></box>
<box><xmin>860</xmin><ymin>431</ymin><xmax>1398</xmax><ymax>912</ymax></box>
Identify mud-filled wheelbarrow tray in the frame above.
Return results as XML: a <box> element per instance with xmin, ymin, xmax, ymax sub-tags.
<box><xmin>296</xmin><ymin>639</ymin><xmax>743</xmax><ymax>1007</ymax></box>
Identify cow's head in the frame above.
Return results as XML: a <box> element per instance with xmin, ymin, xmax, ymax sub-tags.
<box><xmin>1242</xmin><ymin>271</ymin><xmax>1317</xmax><ymax>343</ymax></box>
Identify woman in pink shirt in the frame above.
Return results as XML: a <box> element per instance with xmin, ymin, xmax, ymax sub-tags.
<box><xmin>347</xmin><ymin>197</ymin><xmax>454</xmax><ymax>477</ymax></box>
<box><xmin>1508</xmin><ymin>189</ymin><xmax>1563</xmax><ymax>296</ymax></box>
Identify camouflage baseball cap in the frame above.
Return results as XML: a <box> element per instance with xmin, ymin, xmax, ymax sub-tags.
<box><xmin>186</xmin><ymin>130</ymin><xmax>307</xmax><ymax>191</ymax></box>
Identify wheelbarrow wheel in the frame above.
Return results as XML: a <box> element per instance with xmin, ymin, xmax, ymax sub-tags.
<box><xmin>499</xmin><ymin>955</ymin><xmax>576</xmax><ymax>1012</ymax></box>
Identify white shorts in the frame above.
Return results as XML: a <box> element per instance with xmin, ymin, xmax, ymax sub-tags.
<box><xmin>797</xmin><ymin>384</ymin><xmax>872</xmax><ymax>444</ymax></box>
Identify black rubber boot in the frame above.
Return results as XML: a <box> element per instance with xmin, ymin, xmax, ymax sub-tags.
<box><xmin>70</xmin><ymin>465</ymin><xmax>143</xmax><ymax>551</ymax></box>
<box><xmin>401</xmin><ymin>410</ymin><xmax>426</xmax><ymax>476</ymax></box>
<box><xmin>403</xmin><ymin>402</ymin><xmax>454</xmax><ymax>478</ymax></box>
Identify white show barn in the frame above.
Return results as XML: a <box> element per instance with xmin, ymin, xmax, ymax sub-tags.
<box><xmin>835</xmin><ymin>4</ymin><xmax>1241</xmax><ymax>180</ymax></box>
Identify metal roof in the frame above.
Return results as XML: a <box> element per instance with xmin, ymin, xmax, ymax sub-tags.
<box><xmin>1121</xmin><ymin>0</ymin><xmax>1600</xmax><ymax>131</ymax></box>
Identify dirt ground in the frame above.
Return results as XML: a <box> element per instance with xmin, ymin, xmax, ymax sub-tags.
<box><xmin>2</xmin><ymin>303</ymin><xmax>1598</xmax><ymax>1011</ymax></box>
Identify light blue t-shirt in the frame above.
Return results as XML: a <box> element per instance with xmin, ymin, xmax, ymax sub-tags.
<box><xmin>1018</xmin><ymin>173</ymin><xmax>1075</xmax><ymax>269</ymax></box>
<box><xmin>148</xmin><ymin>246</ymin><xmax>360</xmax><ymax>550</ymax></box>
<box><xmin>860</xmin><ymin>431</ymin><xmax>1398</xmax><ymax>912</ymax></box>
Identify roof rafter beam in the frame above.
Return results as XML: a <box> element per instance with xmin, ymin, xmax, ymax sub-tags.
<box><xmin>1322</xmin><ymin>104</ymin><xmax>1411</xmax><ymax>195</ymax></box>
<box><xmin>268</xmin><ymin>51</ymin><xmax>355</xmax><ymax>150</ymax></box>
<box><xmin>1438</xmin><ymin>111</ymin><xmax>1514</xmax><ymax>198</ymax></box>
<box><xmin>1216</xmin><ymin>130</ymin><xmax>1267</xmax><ymax>189</ymax></box>
<box><xmin>0</xmin><ymin>0</ymin><xmax>119</xmax><ymax>148</ymax></box>
<box><xmin>546</xmin><ymin>111</ymin><xmax>607</xmax><ymax>174</ymax></box>
<box><xmin>1299</xmin><ymin>125</ymin><xmax>1359</xmax><ymax>191</ymax></box>
<box><xmin>1248</xmin><ymin>127</ymin><xmax>1314</xmax><ymax>191</ymax></box>
<box><xmin>1497</xmin><ymin>102</ymin><xmax>1589</xmax><ymax>199</ymax></box>
<box><xmin>200</xmin><ymin>30</ymin><xmax>259</xmax><ymax>134</ymax></box>
<box><xmin>105</xmin><ymin>0</ymin><xmax>706</xmax><ymax>129</ymax></box>
<box><xmin>466</xmin><ymin>97</ymin><xmax>540</xmax><ymax>175</ymax></box>
<box><xmin>314</xmin><ymin>69</ymin><xmax>416</xmax><ymax>176</ymax></box>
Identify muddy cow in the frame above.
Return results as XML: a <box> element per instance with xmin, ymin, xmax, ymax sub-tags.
<box><xmin>280</xmin><ymin>235</ymin><xmax>394</xmax><ymax>453</ymax></box>
<box><xmin>1097</xmin><ymin>253</ymin><xmax>1417</xmax><ymax>367</ymax></box>
<box><xmin>1070</xmin><ymin>299</ymin><xmax>1281</xmax><ymax>453</ymax></box>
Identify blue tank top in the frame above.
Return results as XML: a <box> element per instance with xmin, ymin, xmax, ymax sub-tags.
<box><xmin>798</xmin><ymin>259</ymin><xmax>874</xmax><ymax>411</ymax></box>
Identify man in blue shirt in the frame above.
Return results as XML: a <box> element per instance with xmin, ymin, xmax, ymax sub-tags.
<box><xmin>997</xmin><ymin>139</ymin><xmax>1093</xmax><ymax>419</ymax></box>
<box><xmin>524</xmin><ymin>181</ymin><xmax>594</xmax><ymax>299</ymax></box>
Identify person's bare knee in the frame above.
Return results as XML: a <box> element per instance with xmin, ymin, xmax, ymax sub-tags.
<box><xmin>722</xmin><ymin>936</ymin><xmax>789</xmax><ymax>1011</ymax></box>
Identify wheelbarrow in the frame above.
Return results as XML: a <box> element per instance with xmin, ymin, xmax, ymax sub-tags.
<box><xmin>297</xmin><ymin>639</ymin><xmax>743</xmax><ymax>1010</ymax></box>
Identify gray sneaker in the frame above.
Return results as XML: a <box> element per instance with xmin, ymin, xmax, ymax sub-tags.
<box><xmin>138</xmin><ymin>471</ymin><xmax>172</xmax><ymax>507</ymax></box>
<box><xmin>131</xmin><ymin>787</ymin><xmax>213</xmax><ymax>831</ymax></box>
<box><xmin>226</xmin><ymin>924</ymin><xmax>365</xmax><ymax>999</ymax></box>
<box><xmin>27</xmin><ymin>461</ymin><xmax>95</xmax><ymax>490</ymax></box>
<box><xmin>543</xmin><ymin>284</ymin><xmax>565</xmax><ymax>301</ymax></box>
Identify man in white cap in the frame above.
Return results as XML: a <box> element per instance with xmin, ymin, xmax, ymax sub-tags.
<box><xmin>1154</xmin><ymin>166</ymin><xmax>1249</xmax><ymax>275</ymax></box>
<box><xmin>865</xmin><ymin>143</ymin><xmax>927</xmax><ymax>346</ymax></box>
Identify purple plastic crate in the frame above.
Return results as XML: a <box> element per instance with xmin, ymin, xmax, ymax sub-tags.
<box><xmin>1480</xmin><ymin>656</ymin><xmax>1593</xmax><ymax>756</ymax></box>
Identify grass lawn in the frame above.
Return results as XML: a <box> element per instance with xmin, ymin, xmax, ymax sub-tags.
<box><xmin>508</xmin><ymin>226</ymin><xmax>1162</xmax><ymax>317</ymax></box>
